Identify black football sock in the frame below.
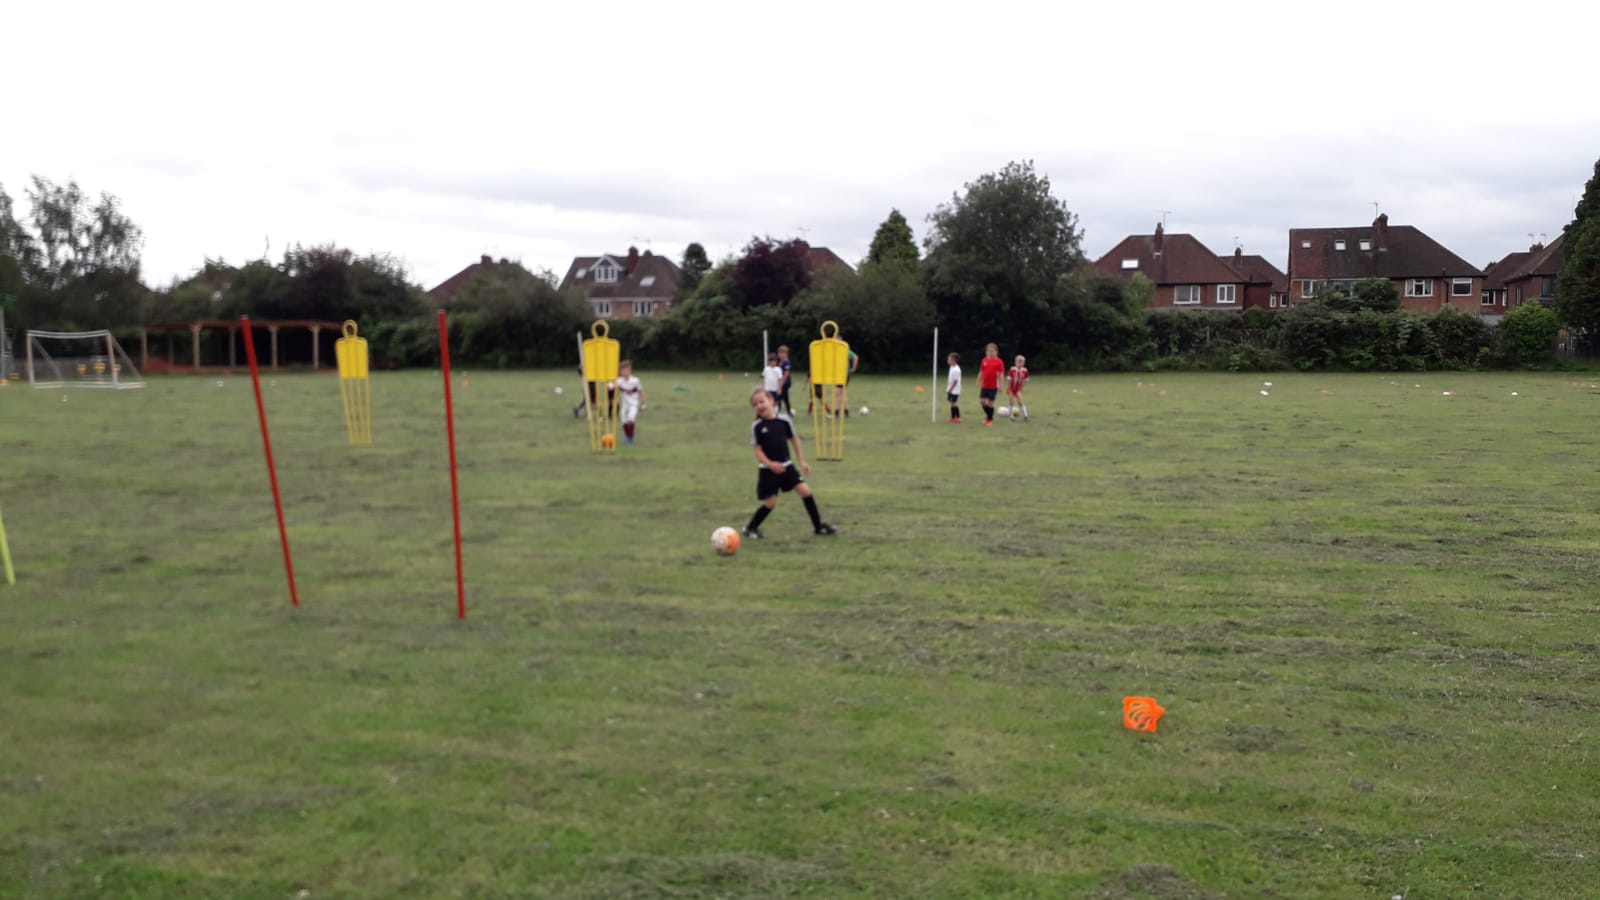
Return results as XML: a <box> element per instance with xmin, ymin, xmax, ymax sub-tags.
<box><xmin>985</xmin><ymin>405</ymin><xmax>994</xmax><ymax>421</ymax></box>
<box><xmin>951</xmin><ymin>404</ymin><xmax>960</xmax><ymax>418</ymax></box>
<box><xmin>802</xmin><ymin>496</ymin><xmax>824</xmax><ymax>529</ymax></box>
<box><xmin>747</xmin><ymin>506</ymin><xmax>772</xmax><ymax>532</ymax></box>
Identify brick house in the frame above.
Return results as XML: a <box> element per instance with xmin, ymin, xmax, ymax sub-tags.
<box><xmin>1091</xmin><ymin>224</ymin><xmax>1249</xmax><ymax>309</ymax></box>
<box><xmin>1499</xmin><ymin>234</ymin><xmax>1565</xmax><ymax>311</ymax></box>
<box><xmin>1480</xmin><ymin>244</ymin><xmax>1538</xmax><ymax>318</ymax></box>
<box><xmin>1221</xmin><ymin>247</ymin><xmax>1289</xmax><ymax>309</ymax></box>
<box><xmin>558</xmin><ymin>247</ymin><xmax>682</xmax><ymax>320</ymax></box>
<box><xmin>1286</xmin><ymin>214</ymin><xmax>1482</xmax><ymax>313</ymax></box>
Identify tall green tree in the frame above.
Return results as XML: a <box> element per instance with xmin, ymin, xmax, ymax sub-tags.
<box><xmin>0</xmin><ymin>176</ymin><xmax>146</xmax><ymax>329</ymax></box>
<box><xmin>0</xmin><ymin>185</ymin><xmax>36</xmax><ymax>303</ymax></box>
<box><xmin>866</xmin><ymin>209</ymin><xmax>918</xmax><ymax>268</ymax></box>
<box><xmin>677</xmin><ymin>242</ymin><xmax>711</xmax><ymax>297</ymax></box>
<box><xmin>922</xmin><ymin>160</ymin><xmax>1084</xmax><ymax>350</ymax></box>
<box><xmin>1557</xmin><ymin>158</ymin><xmax>1600</xmax><ymax>333</ymax></box>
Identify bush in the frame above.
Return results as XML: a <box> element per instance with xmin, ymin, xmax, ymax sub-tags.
<box><xmin>1497</xmin><ymin>303</ymin><xmax>1561</xmax><ymax>367</ymax></box>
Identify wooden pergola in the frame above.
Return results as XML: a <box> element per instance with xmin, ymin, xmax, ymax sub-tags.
<box><xmin>140</xmin><ymin>319</ymin><xmax>345</xmax><ymax>372</ymax></box>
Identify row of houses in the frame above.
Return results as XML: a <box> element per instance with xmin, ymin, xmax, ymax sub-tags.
<box><xmin>428</xmin><ymin>216</ymin><xmax>1567</xmax><ymax>324</ymax></box>
<box><xmin>1092</xmin><ymin>214</ymin><xmax>1566</xmax><ymax>321</ymax></box>
<box><xmin>428</xmin><ymin>245</ymin><xmax>854</xmax><ymax>321</ymax></box>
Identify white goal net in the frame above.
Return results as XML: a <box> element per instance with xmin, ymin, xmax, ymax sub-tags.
<box><xmin>26</xmin><ymin>330</ymin><xmax>146</xmax><ymax>389</ymax></box>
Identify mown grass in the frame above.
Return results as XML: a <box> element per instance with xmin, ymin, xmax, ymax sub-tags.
<box><xmin>2</xmin><ymin>367</ymin><xmax>1598</xmax><ymax>897</ymax></box>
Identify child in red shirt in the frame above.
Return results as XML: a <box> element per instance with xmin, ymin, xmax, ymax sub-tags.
<box><xmin>977</xmin><ymin>343</ymin><xmax>1004</xmax><ymax>425</ymax></box>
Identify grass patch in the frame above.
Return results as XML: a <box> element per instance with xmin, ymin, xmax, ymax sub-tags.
<box><xmin>1</xmin><ymin>369</ymin><xmax>1597</xmax><ymax>896</ymax></box>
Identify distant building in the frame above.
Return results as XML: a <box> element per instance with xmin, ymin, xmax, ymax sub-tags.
<box><xmin>1287</xmin><ymin>214</ymin><xmax>1482</xmax><ymax>314</ymax></box>
<box><xmin>1092</xmin><ymin>224</ymin><xmax>1249</xmax><ymax>310</ymax></box>
<box><xmin>803</xmin><ymin>246</ymin><xmax>856</xmax><ymax>275</ymax></box>
<box><xmin>558</xmin><ymin>247</ymin><xmax>682</xmax><ymax>320</ymax></box>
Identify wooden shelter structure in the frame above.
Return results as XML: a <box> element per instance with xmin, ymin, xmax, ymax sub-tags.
<box><xmin>140</xmin><ymin>320</ymin><xmax>345</xmax><ymax>373</ymax></box>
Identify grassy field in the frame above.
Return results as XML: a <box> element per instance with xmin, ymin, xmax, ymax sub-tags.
<box><xmin>2</xmin><ymin>366</ymin><xmax>1598</xmax><ymax>898</ymax></box>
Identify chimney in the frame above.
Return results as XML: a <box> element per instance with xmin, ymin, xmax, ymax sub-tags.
<box><xmin>1233</xmin><ymin>247</ymin><xmax>1243</xmax><ymax>263</ymax></box>
<box><xmin>1373</xmin><ymin>213</ymin><xmax>1389</xmax><ymax>252</ymax></box>
<box><xmin>626</xmin><ymin>246</ymin><xmax>640</xmax><ymax>273</ymax></box>
<box><xmin>480</xmin><ymin>254</ymin><xmax>492</xmax><ymax>265</ymax></box>
<box><xmin>1530</xmin><ymin>240</ymin><xmax>1545</xmax><ymax>252</ymax></box>
<box><xmin>1153</xmin><ymin>222</ymin><xmax>1164</xmax><ymax>256</ymax></box>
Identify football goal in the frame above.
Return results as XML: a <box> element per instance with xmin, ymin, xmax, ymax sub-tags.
<box><xmin>25</xmin><ymin>330</ymin><xmax>145</xmax><ymax>389</ymax></box>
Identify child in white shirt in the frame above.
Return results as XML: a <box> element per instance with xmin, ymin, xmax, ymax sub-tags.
<box><xmin>762</xmin><ymin>353</ymin><xmax>784</xmax><ymax>404</ymax></box>
<box><xmin>945</xmin><ymin>352</ymin><xmax>963</xmax><ymax>423</ymax></box>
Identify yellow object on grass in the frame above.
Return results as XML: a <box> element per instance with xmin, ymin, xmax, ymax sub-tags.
<box><xmin>0</xmin><ymin>503</ymin><xmax>14</xmax><ymax>586</ymax></box>
<box><xmin>336</xmin><ymin>321</ymin><xmax>372</xmax><ymax>446</ymax></box>
<box><xmin>808</xmin><ymin>321</ymin><xmax>849</xmax><ymax>461</ymax></box>
<box><xmin>581</xmin><ymin>320</ymin><xmax>620</xmax><ymax>452</ymax></box>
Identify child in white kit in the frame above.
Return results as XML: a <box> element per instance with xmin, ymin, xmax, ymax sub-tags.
<box><xmin>615</xmin><ymin>360</ymin><xmax>644</xmax><ymax>444</ymax></box>
<box><xmin>762</xmin><ymin>353</ymin><xmax>784</xmax><ymax>405</ymax></box>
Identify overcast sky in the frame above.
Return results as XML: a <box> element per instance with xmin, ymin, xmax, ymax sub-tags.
<box><xmin>7</xmin><ymin>1</ymin><xmax>1598</xmax><ymax>292</ymax></box>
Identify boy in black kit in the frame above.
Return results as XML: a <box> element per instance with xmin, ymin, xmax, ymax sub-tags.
<box><xmin>744</xmin><ymin>387</ymin><xmax>838</xmax><ymax>539</ymax></box>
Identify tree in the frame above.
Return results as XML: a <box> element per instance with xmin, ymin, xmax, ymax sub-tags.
<box><xmin>731</xmin><ymin>236</ymin><xmax>812</xmax><ymax>309</ymax></box>
<box><xmin>922</xmin><ymin>160</ymin><xmax>1085</xmax><ymax>350</ymax></box>
<box><xmin>1498</xmin><ymin>301</ymin><xmax>1561</xmax><ymax>366</ymax></box>
<box><xmin>1563</xmin><ymin>158</ymin><xmax>1600</xmax><ymax>243</ymax></box>
<box><xmin>0</xmin><ymin>185</ymin><xmax>36</xmax><ymax>303</ymax></box>
<box><xmin>1557</xmin><ymin>158</ymin><xmax>1600</xmax><ymax>333</ymax></box>
<box><xmin>677</xmin><ymin>242</ymin><xmax>711</xmax><ymax>297</ymax></box>
<box><xmin>866</xmin><ymin>209</ymin><xmax>918</xmax><ymax>268</ymax></box>
<box><xmin>450</xmin><ymin>262</ymin><xmax>590</xmax><ymax>366</ymax></box>
<box><xmin>0</xmin><ymin>176</ymin><xmax>146</xmax><ymax>330</ymax></box>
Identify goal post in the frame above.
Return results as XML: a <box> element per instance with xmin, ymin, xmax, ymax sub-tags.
<box><xmin>25</xmin><ymin>329</ymin><xmax>146</xmax><ymax>389</ymax></box>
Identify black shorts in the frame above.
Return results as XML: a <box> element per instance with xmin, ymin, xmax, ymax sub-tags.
<box><xmin>757</xmin><ymin>464</ymin><xmax>804</xmax><ymax>500</ymax></box>
<box><xmin>979</xmin><ymin>387</ymin><xmax>998</xmax><ymax>401</ymax></box>
<box><xmin>947</xmin><ymin>392</ymin><xmax>960</xmax><ymax>404</ymax></box>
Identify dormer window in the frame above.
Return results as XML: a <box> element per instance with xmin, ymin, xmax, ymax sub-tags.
<box><xmin>576</xmin><ymin>267</ymin><xmax>588</xmax><ymax>279</ymax></box>
<box><xmin>594</xmin><ymin>261</ymin><xmax>619</xmax><ymax>283</ymax></box>
<box><xmin>1334</xmin><ymin>240</ymin><xmax>1346</xmax><ymax>251</ymax></box>
<box><xmin>1358</xmin><ymin>239</ymin><xmax>1371</xmax><ymax>251</ymax></box>
<box><xmin>639</xmin><ymin>275</ymin><xmax>656</xmax><ymax>287</ymax></box>
<box><xmin>1120</xmin><ymin>259</ymin><xmax>1138</xmax><ymax>270</ymax></box>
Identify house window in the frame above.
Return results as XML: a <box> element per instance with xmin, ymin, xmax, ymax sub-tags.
<box><xmin>1359</xmin><ymin>239</ymin><xmax>1371</xmax><ymax>251</ymax></box>
<box><xmin>1300</xmin><ymin>239</ymin><xmax>1311</xmax><ymax>249</ymax></box>
<box><xmin>1300</xmin><ymin>280</ymin><xmax>1319</xmax><ymax>299</ymax></box>
<box><xmin>1336</xmin><ymin>280</ymin><xmax>1358</xmax><ymax>294</ymax></box>
<box><xmin>1269</xmin><ymin>296</ymin><xmax>1279</xmax><ymax>308</ymax></box>
<box><xmin>1334</xmin><ymin>239</ymin><xmax>1346</xmax><ymax>251</ymax></box>
<box><xmin>576</xmin><ymin>267</ymin><xmax>587</xmax><ymax>279</ymax></box>
<box><xmin>1540</xmin><ymin>276</ymin><xmax>1556</xmax><ymax>297</ymax></box>
<box><xmin>639</xmin><ymin>275</ymin><xmax>656</xmax><ymax>287</ymax></box>
<box><xmin>1121</xmin><ymin>259</ymin><xmax>1138</xmax><ymax>270</ymax></box>
<box><xmin>1174</xmin><ymin>285</ymin><xmax>1201</xmax><ymax>304</ymax></box>
<box><xmin>594</xmin><ymin>261</ymin><xmax>619</xmax><ymax>283</ymax></box>
<box><xmin>1405</xmin><ymin>278</ymin><xmax>1433</xmax><ymax>297</ymax></box>
<box><xmin>1216</xmin><ymin>284</ymin><xmax>1237</xmax><ymax>304</ymax></box>
<box><xmin>632</xmin><ymin>301</ymin><xmax>651</xmax><ymax>317</ymax></box>
<box><xmin>1451</xmin><ymin>278</ymin><xmax>1471</xmax><ymax>296</ymax></box>
<box><xmin>1481</xmin><ymin>291</ymin><xmax>1494</xmax><ymax>306</ymax></box>
<box><xmin>595</xmin><ymin>301</ymin><xmax>612</xmax><ymax>317</ymax></box>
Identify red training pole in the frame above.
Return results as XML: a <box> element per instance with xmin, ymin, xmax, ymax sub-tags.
<box><xmin>240</xmin><ymin>316</ymin><xmax>299</xmax><ymax>607</ymax></box>
<box><xmin>437</xmin><ymin>310</ymin><xmax>466</xmax><ymax>619</ymax></box>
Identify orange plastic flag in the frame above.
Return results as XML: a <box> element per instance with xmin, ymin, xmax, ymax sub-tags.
<box><xmin>1123</xmin><ymin>696</ymin><xmax>1165</xmax><ymax>733</ymax></box>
